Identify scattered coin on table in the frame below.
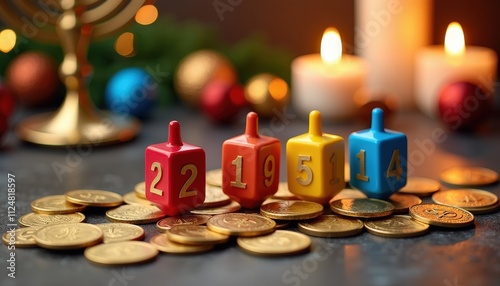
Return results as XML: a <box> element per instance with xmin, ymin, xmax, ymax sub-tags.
<box><xmin>134</xmin><ymin>181</ymin><xmax>146</xmax><ymax>199</ymax></box>
<box><xmin>298</xmin><ymin>215</ymin><xmax>364</xmax><ymax>238</ymax></box>
<box><xmin>206</xmin><ymin>168</ymin><xmax>223</xmax><ymax>187</ymax></box>
<box><xmin>166</xmin><ymin>225</ymin><xmax>229</xmax><ymax>245</ymax></box>
<box><xmin>207</xmin><ymin>213</ymin><xmax>276</xmax><ymax>237</ymax></box>
<box><xmin>106</xmin><ymin>204</ymin><xmax>165</xmax><ymax>224</ymax></box>
<box><xmin>440</xmin><ymin>166</ymin><xmax>499</xmax><ymax>187</ymax></box>
<box><xmin>2</xmin><ymin>227</ymin><xmax>40</xmax><ymax>247</ymax></box>
<box><xmin>260</xmin><ymin>200</ymin><xmax>323</xmax><ymax>220</ymax></box>
<box><xmin>432</xmin><ymin>189</ymin><xmax>499</xmax><ymax>214</ymax></box>
<box><xmin>190</xmin><ymin>200</ymin><xmax>241</xmax><ymax>215</ymax></box>
<box><xmin>156</xmin><ymin>215</ymin><xmax>212</xmax><ymax>232</ymax></box>
<box><xmin>96</xmin><ymin>223</ymin><xmax>145</xmax><ymax>243</ymax></box>
<box><xmin>150</xmin><ymin>234</ymin><xmax>214</xmax><ymax>254</ymax></box>
<box><xmin>123</xmin><ymin>191</ymin><xmax>154</xmax><ymax>206</ymax></box>
<box><xmin>84</xmin><ymin>241</ymin><xmax>158</xmax><ymax>265</ymax></box>
<box><xmin>237</xmin><ymin>230</ymin><xmax>311</xmax><ymax>256</ymax></box>
<box><xmin>387</xmin><ymin>193</ymin><xmax>422</xmax><ymax>214</ymax></box>
<box><xmin>409</xmin><ymin>203</ymin><xmax>474</xmax><ymax>228</ymax></box>
<box><xmin>19</xmin><ymin>212</ymin><xmax>86</xmax><ymax>227</ymax></box>
<box><xmin>364</xmin><ymin>215</ymin><xmax>429</xmax><ymax>238</ymax></box>
<box><xmin>34</xmin><ymin>223</ymin><xmax>103</xmax><ymax>250</ymax></box>
<box><xmin>31</xmin><ymin>195</ymin><xmax>86</xmax><ymax>214</ymax></box>
<box><xmin>398</xmin><ymin>177</ymin><xmax>440</xmax><ymax>197</ymax></box>
<box><xmin>330</xmin><ymin>198</ymin><xmax>394</xmax><ymax>218</ymax></box>
<box><xmin>65</xmin><ymin>189</ymin><xmax>123</xmax><ymax>207</ymax></box>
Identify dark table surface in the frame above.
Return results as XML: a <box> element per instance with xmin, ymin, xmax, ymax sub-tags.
<box><xmin>1</xmin><ymin>105</ymin><xmax>499</xmax><ymax>286</ymax></box>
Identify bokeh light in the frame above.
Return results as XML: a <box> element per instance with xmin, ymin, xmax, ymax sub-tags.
<box><xmin>135</xmin><ymin>5</ymin><xmax>158</xmax><ymax>25</ymax></box>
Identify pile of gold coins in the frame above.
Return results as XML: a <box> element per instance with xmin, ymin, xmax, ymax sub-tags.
<box><xmin>2</xmin><ymin>166</ymin><xmax>499</xmax><ymax>265</ymax></box>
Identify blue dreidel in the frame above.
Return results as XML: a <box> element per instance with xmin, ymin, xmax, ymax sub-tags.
<box><xmin>348</xmin><ymin>108</ymin><xmax>407</xmax><ymax>199</ymax></box>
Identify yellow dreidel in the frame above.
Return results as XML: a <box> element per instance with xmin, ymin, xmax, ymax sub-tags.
<box><xmin>286</xmin><ymin>110</ymin><xmax>345</xmax><ymax>205</ymax></box>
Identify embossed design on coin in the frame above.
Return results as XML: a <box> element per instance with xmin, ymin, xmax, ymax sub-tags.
<box><xmin>156</xmin><ymin>215</ymin><xmax>212</xmax><ymax>232</ymax></box>
<box><xmin>432</xmin><ymin>189</ymin><xmax>498</xmax><ymax>212</ymax></box>
<box><xmin>167</xmin><ymin>225</ymin><xmax>229</xmax><ymax>245</ymax></box>
<box><xmin>84</xmin><ymin>241</ymin><xmax>158</xmax><ymax>265</ymax></box>
<box><xmin>2</xmin><ymin>227</ymin><xmax>40</xmax><ymax>247</ymax></box>
<box><xmin>330</xmin><ymin>198</ymin><xmax>394</xmax><ymax>218</ymax></box>
<box><xmin>106</xmin><ymin>205</ymin><xmax>165</xmax><ymax>224</ymax></box>
<box><xmin>19</xmin><ymin>212</ymin><xmax>85</xmax><ymax>227</ymax></box>
<box><xmin>150</xmin><ymin>234</ymin><xmax>213</xmax><ymax>254</ymax></box>
<box><xmin>237</xmin><ymin>230</ymin><xmax>311</xmax><ymax>256</ymax></box>
<box><xmin>96</xmin><ymin>223</ymin><xmax>145</xmax><ymax>243</ymax></box>
<box><xmin>440</xmin><ymin>167</ymin><xmax>498</xmax><ymax>187</ymax></box>
<box><xmin>298</xmin><ymin>215</ymin><xmax>364</xmax><ymax>238</ymax></box>
<box><xmin>207</xmin><ymin>213</ymin><xmax>276</xmax><ymax>237</ymax></box>
<box><xmin>65</xmin><ymin>189</ymin><xmax>123</xmax><ymax>207</ymax></box>
<box><xmin>364</xmin><ymin>215</ymin><xmax>429</xmax><ymax>238</ymax></box>
<box><xmin>34</xmin><ymin>223</ymin><xmax>103</xmax><ymax>249</ymax></box>
<box><xmin>409</xmin><ymin>203</ymin><xmax>474</xmax><ymax>228</ymax></box>
<box><xmin>260</xmin><ymin>201</ymin><xmax>323</xmax><ymax>220</ymax></box>
<box><xmin>398</xmin><ymin>177</ymin><xmax>440</xmax><ymax>196</ymax></box>
<box><xmin>31</xmin><ymin>195</ymin><xmax>86</xmax><ymax>214</ymax></box>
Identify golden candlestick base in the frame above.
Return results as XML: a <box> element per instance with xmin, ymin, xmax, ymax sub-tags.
<box><xmin>0</xmin><ymin>0</ymin><xmax>147</xmax><ymax>146</ymax></box>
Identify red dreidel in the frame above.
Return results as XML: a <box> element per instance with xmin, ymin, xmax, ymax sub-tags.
<box><xmin>145</xmin><ymin>121</ymin><xmax>206</xmax><ymax>216</ymax></box>
<box><xmin>222</xmin><ymin>112</ymin><xmax>281</xmax><ymax>208</ymax></box>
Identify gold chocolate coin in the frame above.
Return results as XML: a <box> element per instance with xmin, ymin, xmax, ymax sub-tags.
<box><xmin>156</xmin><ymin>215</ymin><xmax>212</xmax><ymax>232</ymax></box>
<box><xmin>409</xmin><ymin>203</ymin><xmax>474</xmax><ymax>228</ymax></box>
<box><xmin>96</xmin><ymin>223</ymin><xmax>145</xmax><ymax>243</ymax></box>
<box><xmin>199</xmin><ymin>185</ymin><xmax>231</xmax><ymax>208</ymax></box>
<box><xmin>2</xmin><ymin>227</ymin><xmax>40</xmax><ymax>247</ymax></box>
<box><xmin>387</xmin><ymin>193</ymin><xmax>422</xmax><ymax>214</ymax></box>
<box><xmin>260</xmin><ymin>201</ymin><xmax>323</xmax><ymax>220</ymax></box>
<box><xmin>166</xmin><ymin>225</ymin><xmax>229</xmax><ymax>245</ymax></box>
<box><xmin>191</xmin><ymin>200</ymin><xmax>241</xmax><ymax>215</ymax></box>
<box><xmin>330</xmin><ymin>198</ymin><xmax>394</xmax><ymax>218</ymax></box>
<box><xmin>34</xmin><ymin>223</ymin><xmax>103</xmax><ymax>250</ymax></box>
<box><xmin>65</xmin><ymin>189</ymin><xmax>123</xmax><ymax>207</ymax></box>
<box><xmin>84</xmin><ymin>241</ymin><xmax>158</xmax><ymax>265</ymax></box>
<box><xmin>19</xmin><ymin>212</ymin><xmax>85</xmax><ymax>227</ymax></box>
<box><xmin>134</xmin><ymin>181</ymin><xmax>146</xmax><ymax>199</ymax></box>
<box><xmin>123</xmin><ymin>192</ymin><xmax>153</xmax><ymax>206</ymax></box>
<box><xmin>331</xmin><ymin>188</ymin><xmax>367</xmax><ymax>201</ymax></box>
<box><xmin>271</xmin><ymin>182</ymin><xmax>299</xmax><ymax>200</ymax></box>
<box><xmin>432</xmin><ymin>189</ymin><xmax>498</xmax><ymax>213</ymax></box>
<box><xmin>364</xmin><ymin>215</ymin><xmax>429</xmax><ymax>238</ymax></box>
<box><xmin>398</xmin><ymin>177</ymin><xmax>440</xmax><ymax>196</ymax></box>
<box><xmin>207</xmin><ymin>213</ymin><xmax>276</xmax><ymax>237</ymax></box>
<box><xmin>150</xmin><ymin>234</ymin><xmax>213</xmax><ymax>254</ymax></box>
<box><xmin>106</xmin><ymin>205</ymin><xmax>165</xmax><ymax>224</ymax></box>
<box><xmin>237</xmin><ymin>230</ymin><xmax>311</xmax><ymax>256</ymax></box>
<box><xmin>206</xmin><ymin>169</ymin><xmax>223</xmax><ymax>187</ymax></box>
<box><xmin>440</xmin><ymin>166</ymin><xmax>499</xmax><ymax>187</ymax></box>
<box><xmin>31</xmin><ymin>195</ymin><xmax>86</xmax><ymax>214</ymax></box>
<box><xmin>298</xmin><ymin>215</ymin><xmax>364</xmax><ymax>238</ymax></box>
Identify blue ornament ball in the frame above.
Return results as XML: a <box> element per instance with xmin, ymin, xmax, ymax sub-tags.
<box><xmin>105</xmin><ymin>68</ymin><xmax>158</xmax><ymax>118</ymax></box>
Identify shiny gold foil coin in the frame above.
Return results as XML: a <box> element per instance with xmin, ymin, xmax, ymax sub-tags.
<box><xmin>123</xmin><ymin>192</ymin><xmax>153</xmax><ymax>206</ymax></box>
<box><xmin>96</xmin><ymin>223</ymin><xmax>145</xmax><ymax>243</ymax></box>
<box><xmin>31</xmin><ymin>195</ymin><xmax>86</xmax><ymax>214</ymax></box>
<box><xmin>440</xmin><ymin>166</ymin><xmax>499</xmax><ymax>187</ymax></box>
<box><xmin>2</xmin><ymin>227</ymin><xmax>40</xmax><ymax>247</ymax></box>
<box><xmin>150</xmin><ymin>234</ymin><xmax>214</xmax><ymax>254</ymax></box>
<box><xmin>387</xmin><ymin>193</ymin><xmax>422</xmax><ymax>214</ymax></box>
<box><xmin>298</xmin><ymin>215</ymin><xmax>364</xmax><ymax>238</ymax></box>
<box><xmin>134</xmin><ymin>181</ymin><xmax>146</xmax><ymax>199</ymax></box>
<box><xmin>84</xmin><ymin>241</ymin><xmax>158</xmax><ymax>265</ymax></box>
<box><xmin>331</xmin><ymin>188</ymin><xmax>367</xmax><ymax>201</ymax></box>
<box><xmin>409</xmin><ymin>203</ymin><xmax>474</xmax><ymax>228</ymax></box>
<box><xmin>330</xmin><ymin>198</ymin><xmax>394</xmax><ymax>218</ymax></box>
<box><xmin>398</xmin><ymin>177</ymin><xmax>440</xmax><ymax>196</ymax></box>
<box><xmin>260</xmin><ymin>201</ymin><xmax>323</xmax><ymax>220</ymax></box>
<box><xmin>199</xmin><ymin>185</ymin><xmax>231</xmax><ymax>208</ymax></box>
<box><xmin>206</xmin><ymin>169</ymin><xmax>223</xmax><ymax>187</ymax></box>
<box><xmin>106</xmin><ymin>205</ymin><xmax>165</xmax><ymax>224</ymax></box>
<box><xmin>191</xmin><ymin>200</ymin><xmax>241</xmax><ymax>215</ymax></box>
<box><xmin>19</xmin><ymin>212</ymin><xmax>85</xmax><ymax>227</ymax></box>
<box><xmin>166</xmin><ymin>225</ymin><xmax>229</xmax><ymax>245</ymax></box>
<box><xmin>467</xmin><ymin>201</ymin><xmax>500</xmax><ymax>214</ymax></box>
<box><xmin>65</xmin><ymin>189</ymin><xmax>123</xmax><ymax>207</ymax></box>
<box><xmin>237</xmin><ymin>230</ymin><xmax>311</xmax><ymax>256</ymax></box>
<box><xmin>34</xmin><ymin>223</ymin><xmax>103</xmax><ymax>250</ymax></box>
<box><xmin>156</xmin><ymin>215</ymin><xmax>212</xmax><ymax>232</ymax></box>
<box><xmin>271</xmin><ymin>182</ymin><xmax>299</xmax><ymax>200</ymax></box>
<box><xmin>432</xmin><ymin>189</ymin><xmax>499</xmax><ymax>212</ymax></box>
<box><xmin>207</xmin><ymin>213</ymin><xmax>276</xmax><ymax>237</ymax></box>
<box><xmin>364</xmin><ymin>215</ymin><xmax>430</xmax><ymax>238</ymax></box>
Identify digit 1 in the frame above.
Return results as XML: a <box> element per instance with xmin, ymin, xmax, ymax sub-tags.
<box><xmin>230</xmin><ymin>155</ymin><xmax>247</xmax><ymax>189</ymax></box>
<box><xmin>356</xmin><ymin>150</ymin><xmax>369</xmax><ymax>182</ymax></box>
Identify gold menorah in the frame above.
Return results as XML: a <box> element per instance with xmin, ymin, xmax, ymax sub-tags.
<box><xmin>0</xmin><ymin>0</ymin><xmax>146</xmax><ymax>146</ymax></box>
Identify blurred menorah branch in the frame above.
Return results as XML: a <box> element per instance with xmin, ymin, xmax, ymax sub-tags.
<box><xmin>0</xmin><ymin>0</ymin><xmax>146</xmax><ymax>146</ymax></box>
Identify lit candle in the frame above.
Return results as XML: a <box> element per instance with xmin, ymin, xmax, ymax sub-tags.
<box><xmin>415</xmin><ymin>22</ymin><xmax>498</xmax><ymax>118</ymax></box>
<box><xmin>292</xmin><ymin>28</ymin><xmax>367</xmax><ymax>121</ymax></box>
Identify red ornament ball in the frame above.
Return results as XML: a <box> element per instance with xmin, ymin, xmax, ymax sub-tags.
<box><xmin>201</xmin><ymin>80</ymin><xmax>246</xmax><ymax>124</ymax></box>
<box><xmin>438</xmin><ymin>81</ymin><xmax>492</xmax><ymax>132</ymax></box>
<box><xmin>5</xmin><ymin>52</ymin><xmax>60</xmax><ymax>107</ymax></box>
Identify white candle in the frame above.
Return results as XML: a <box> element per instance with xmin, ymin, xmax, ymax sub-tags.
<box><xmin>292</xmin><ymin>28</ymin><xmax>367</xmax><ymax>121</ymax></box>
<box><xmin>355</xmin><ymin>0</ymin><xmax>432</xmax><ymax>110</ymax></box>
<box><xmin>415</xmin><ymin>22</ymin><xmax>498</xmax><ymax>118</ymax></box>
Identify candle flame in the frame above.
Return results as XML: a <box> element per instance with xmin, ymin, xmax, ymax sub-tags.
<box><xmin>445</xmin><ymin>22</ymin><xmax>465</xmax><ymax>56</ymax></box>
<box><xmin>321</xmin><ymin>27</ymin><xmax>342</xmax><ymax>64</ymax></box>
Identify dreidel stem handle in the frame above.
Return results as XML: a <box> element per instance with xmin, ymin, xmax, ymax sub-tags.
<box><xmin>309</xmin><ymin>110</ymin><xmax>322</xmax><ymax>137</ymax></box>
<box><xmin>245</xmin><ymin>112</ymin><xmax>260</xmax><ymax>138</ymax></box>
<box><xmin>371</xmin><ymin>108</ymin><xmax>384</xmax><ymax>132</ymax></box>
<box><xmin>167</xmin><ymin>121</ymin><xmax>183</xmax><ymax>147</ymax></box>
